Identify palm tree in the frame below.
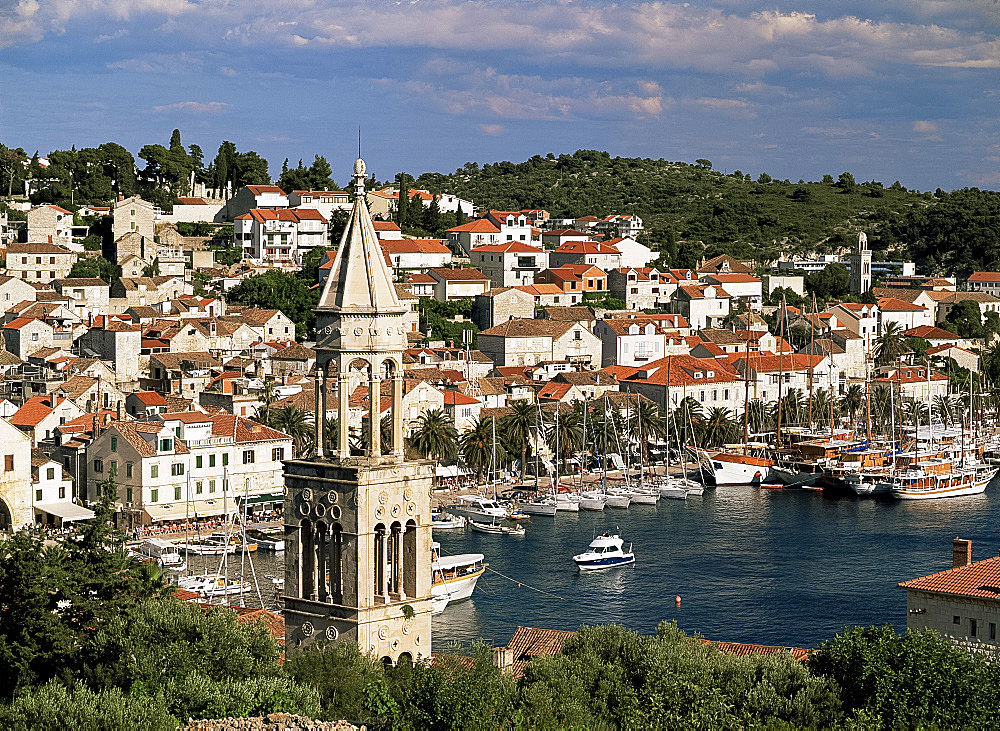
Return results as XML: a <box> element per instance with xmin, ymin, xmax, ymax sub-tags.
<box><xmin>500</xmin><ymin>400</ymin><xmax>537</xmax><ymax>480</ymax></box>
<box><xmin>410</xmin><ymin>409</ymin><xmax>458</xmax><ymax>463</ymax></box>
<box><xmin>703</xmin><ymin>407</ymin><xmax>736</xmax><ymax>448</ymax></box>
<box><xmin>635</xmin><ymin>399</ymin><xmax>665</xmax><ymax>466</ymax></box>
<box><xmin>546</xmin><ymin>407</ymin><xmax>584</xmax><ymax>478</ymax></box>
<box><xmin>745</xmin><ymin>398</ymin><xmax>770</xmax><ymax>435</ymax></box>
<box><xmin>779</xmin><ymin>388</ymin><xmax>807</xmax><ymax>427</ymax></box>
<box><xmin>842</xmin><ymin>384</ymin><xmax>864</xmax><ymax>426</ymax></box>
<box><xmin>812</xmin><ymin>388</ymin><xmax>831</xmax><ymax>428</ymax></box>
<box><xmin>932</xmin><ymin>394</ymin><xmax>955</xmax><ymax>427</ymax></box>
<box><xmin>358</xmin><ymin>414</ymin><xmax>393</xmax><ymax>455</ymax></box>
<box><xmin>253</xmin><ymin>381</ymin><xmax>279</xmax><ymax>427</ymax></box>
<box><xmin>901</xmin><ymin>398</ymin><xmax>929</xmax><ymax>429</ymax></box>
<box><xmin>875</xmin><ymin>322</ymin><xmax>908</xmax><ymax>366</ymax></box>
<box><xmin>271</xmin><ymin>405</ymin><xmax>313</xmax><ymax>456</ymax></box>
<box><xmin>460</xmin><ymin>419</ymin><xmax>500</xmax><ymax>482</ymax></box>
<box><xmin>323</xmin><ymin>416</ymin><xmax>339</xmax><ymax>454</ymax></box>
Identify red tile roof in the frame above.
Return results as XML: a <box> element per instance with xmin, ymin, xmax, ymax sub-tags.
<box><xmin>372</xmin><ymin>221</ymin><xmax>401</xmax><ymax>231</ymax></box>
<box><xmin>10</xmin><ymin>395</ymin><xmax>65</xmax><ymax>427</ymax></box>
<box><xmin>472</xmin><ymin>242</ymin><xmax>540</xmax><ymax>254</ymax></box>
<box><xmin>3</xmin><ymin>317</ymin><xmax>39</xmax><ymax>330</ymax></box>
<box><xmin>246</xmin><ymin>185</ymin><xmax>286</xmax><ymax>196</ymax></box>
<box><xmin>904</xmin><ymin>325</ymin><xmax>961</xmax><ymax>340</ymax></box>
<box><xmin>553</xmin><ymin>241</ymin><xmax>620</xmax><ymax>254</ymax></box>
<box><xmin>701</xmin><ymin>639</ymin><xmax>811</xmax><ymax>662</ymax></box>
<box><xmin>877</xmin><ymin>297</ymin><xmax>926</xmax><ymax>312</ymax></box>
<box><xmin>380</xmin><ymin>239</ymin><xmax>449</xmax><ymax>254</ymax></box>
<box><xmin>967</xmin><ymin>272</ymin><xmax>1000</xmax><ymax>282</ymax></box>
<box><xmin>443</xmin><ymin>390</ymin><xmax>480</xmax><ymax>406</ymax></box>
<box><xmin>900</xmin><ymin>555</ymin><xmax>1000</xmax><ymax>599</ymax></box>
<box><xmin>428</xmin><ymin>267</ymin><xmax>489</xmax><ymax>281</ymax></box>
<box><xmin>133</xmin><ymin>391</ymin><xmax>168</xmax><ymax>406</ymax></box>
<box><xmin>449</xmin><ymin>219</ymin><xmax>500</xmax><ymax>233</ymax></box>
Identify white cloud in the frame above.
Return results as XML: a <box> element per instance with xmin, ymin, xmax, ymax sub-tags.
<box><xmin>479</xmin><ymin>124</ymin><xmax>505</xmax><ymax>136</ymax></box>
<box><xmin>152</xmin><ymin>100</ymin><xmax>230</xmax><ymax>113</ymax></box>
<box><xmin>5</xmin><ymin>1</ymin><xmax>1000</xmax><ymax>74</ymax></box>
<box><xmin>913</xmin><ymin>120</ymin><xmax>939</xmax><ymax>133</ymax></box>
<box><xmin>95</xmin><ymin>28</ymin><xmax>127</xmax><ymax>43</ymax></box>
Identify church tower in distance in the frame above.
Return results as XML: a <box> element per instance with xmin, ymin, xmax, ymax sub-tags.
<box><xmin>850</xmin><ymin>230</ymin><xmax>872</xmax><ymax>295</ymax></box>
<box><xmin>283</xmin><ymin>156</ymin><xmax>435</xmax><ymax>664</ymax></box>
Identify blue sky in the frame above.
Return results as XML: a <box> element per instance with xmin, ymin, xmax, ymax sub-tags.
<box><xmin>1</xmin><ymin>1</ymin><xmax>999</xmax><ymax>191</ymax></box>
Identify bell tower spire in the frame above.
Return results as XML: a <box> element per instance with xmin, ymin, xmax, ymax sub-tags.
<box><xmin>283</xmin><ymin>156</ymin><xmax>434</xmax><ymax>665</ymax></box>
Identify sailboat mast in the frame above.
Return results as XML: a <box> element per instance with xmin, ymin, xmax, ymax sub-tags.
<box><xmin>742</xmin><ymin>334</ymin><xmax>750</xmax><ymax>444</ymax></box>
<box><xmin>808</xmin><ymin>293</ymin><xmax>816</xmax><ymax>429</ymax></box>
<box><xmin>776</xmin><ymin>293</ymin><xmax>786</xmax><ymax>442</ymax></box>
<box><xmin>865</xmin><ymin>347</ymin><xmax>872</xmax><ymax>441</ymax></box>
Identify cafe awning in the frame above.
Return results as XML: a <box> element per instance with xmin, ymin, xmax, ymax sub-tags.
<box><xmin>34</xmin><ymin>501</ymin><xmax>96</xmax><ymax>523</ymax></box>
<box><xmin>143</xmin><ymin>498</ymin><xmax>237</xmax><ymax>523</ymax></box>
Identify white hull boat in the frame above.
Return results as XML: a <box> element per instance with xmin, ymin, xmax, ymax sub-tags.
<box><xmin>658</xmin><ymin>484</ymin><xmax>688</xmax><ymax>500</ymax></box>
<box><xmin>432</xmin><ymin>543</ymin><xmax>486</xmax><ymax>605</ymax></box>
<box><xmin>431</xmin><ymin>511</ymin><xmax>468</xmax><ymax>529</ymax></box>
<box><xmin>573</xmin><ymin>533</ymin><xmax>635</xmax><ymax>571</ymax></box>
<box><xmin>885</xmin><ymin>465</ymin><xmax>998</xmax><ymax>500</ymax></box>
<box><xmin>455</xmin><ymin>495</ymin><xmax>509</xmax><ymax>523</ymax></box>
<box><xmin>554</xmin><ymin>493</ymin><xmax>580</xmax><ymax>512</ymax></box>
<box><xmin>628</xmin><ymin>487</ymin><xmax>659</xmax><ymax>505</ymax></box>
<box><xmin>578</xmin><ymin>491</ymin><xmax>606</xmax><ymax>510</ymax></box>
<box><xmin>470</xmin><ymin>520</ymin><xmax>525</xmax><ymax>536</ymax></box>
<box><xmin>176</xmin><ymin>574</ymin><xmax>251</xmax><ymax>599</ymax></box>
<box><xmin>604</xmin><ymin>490</ymin><xmax>631</xmax><ymax>508</ymax></box>
<box><xmin>519</xmin><ymin>498</ymin><xmax>557</xmax><ymax>517</ymax></box>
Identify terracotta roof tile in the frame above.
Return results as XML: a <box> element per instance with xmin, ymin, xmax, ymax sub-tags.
<box><xmin>900</xmin><ymin>555</ymin><xmax>1000</xmax><ymax>599</ymax></box>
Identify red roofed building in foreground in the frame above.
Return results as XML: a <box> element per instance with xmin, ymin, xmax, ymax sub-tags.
<box><xmin>900</xmin><ymin>538</ymin><xmax>1000</xmax><ymax>654</ymax></box>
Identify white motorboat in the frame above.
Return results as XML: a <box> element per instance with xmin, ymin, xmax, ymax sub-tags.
<box><xmin>431</xmin><ymin>542</ymin><xmax>486</xmax><ymax>604</ymax></box>
<box><xmin>519</xmin><ymin>496</ymin><xmax>557</xmax><ymax>517</ymax></box>
<box><xmin>578</xmin><ymin>490</ymin><xmax>607</xmax><ymax>510</ymax></box>
<box><xmin>247</xmin><ymin>529</ymin><xmax>284</xmax><ymax>552</ymax></box>
<box><xmin>178</xmin><ymin>539</ymin><xmax>236</xmax><ymax>556</ymax></box>
<box><xmin>455</xmin><ymin>495</ymin><xmax>509</xmax><ymax>522</ymax></box>
<box><xmin>573</xmin><ymin>533</ymin><xmax>635</xmax><ymax>571</ymax></box>
<box><xmin>554</xmin><ymin>493</ymin><xmax>579</xmax><ymax>512</ymax></box>
<box><xmin>176</xmin><ymin>574</ymin><xmax>251</xmax><ymax>599</ymax></box>
<box><xmin>470</xmin><ymin>520</ymin><xmax>525</xmax><ymax>536</ymax></box>
<box><xmin>138</xmin><ymin>538</ymin><xmax>185</xmax><ymax>568</ymax></box>
<box><xmin>604</xmin><ymin>489</ymin><xmax>631</xmax><ymax>508</ymax></box>
<box><xmin>431</xmin><ymin>511</ymin><xmax>468</xmax><ymax>529</ymax></box>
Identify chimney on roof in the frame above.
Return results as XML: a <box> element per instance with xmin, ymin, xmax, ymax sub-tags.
<box><xmin>953</xmin><ymin>537</ymin><xmax>973</xmax><ymax>568</ymax></box>
<box><xmin>49</xmin><ymin>392</ymin><xmax>57</xmax><ymax>409</ymax></box>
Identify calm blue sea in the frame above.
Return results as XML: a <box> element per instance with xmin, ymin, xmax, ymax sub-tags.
<box><xmin>431</xmin><ymin>485</ymin><xmax>1000</xmax><ymax>650</ymax></box>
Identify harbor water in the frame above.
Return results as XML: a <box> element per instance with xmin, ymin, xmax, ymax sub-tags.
<box><xmin>195</xmin><ymin>482</ymin><xmax>1000</xmax><ymax>650</ymax></box>
<box><xmin>431</xmin><ymin>483</ymin><xmax>1000</xmax><ymax>649</ymax></box>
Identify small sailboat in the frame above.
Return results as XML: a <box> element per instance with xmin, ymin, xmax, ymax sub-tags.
<box><xmin>519</xmin><ymin>496</ymin><xmax>558</xmax><ymax>516</ymax></box>
<box><xmin>573</xmin><ymin>533</ymin><xmax>635</xmax><ymax>571</ymax></box>
<box><xmin>578</xmin><ymin>490</ymin><xmax>607</xmax><ymax>510</ymax></box>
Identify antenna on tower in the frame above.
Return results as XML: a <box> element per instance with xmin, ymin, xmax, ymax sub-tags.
<box><xmin>358</xmin><ymin>127</ymin><xmax>362</xmax><ymax>159</ymax></box>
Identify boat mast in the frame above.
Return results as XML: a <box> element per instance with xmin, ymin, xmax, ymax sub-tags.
<box><xmin>865</xmin><ymin>347</ymin><xmax>872</xmax><ymax>442</ymax></box>
<box><xmin>490</xmin><ymin>415</ymin><xmax>497</xmax><ymax>498</ymax></box>
<box><xmin>554</xmin><ymin>405</ymin><xmax>560</xmax><ymax>493</ymax></box>
<box><xmin>808</xmin><ymin>293</ymin><xmax>816</xmax><ymax>430</ymax></box>
<box><xmin>742</xmin><ymin>333</ymin><xmax>750</xmax><ymax>444</ymax></box>
<box><xmin>776</xmin><ymin>293</ymin><xmax>786</xmax><ymax>443</ymax></box>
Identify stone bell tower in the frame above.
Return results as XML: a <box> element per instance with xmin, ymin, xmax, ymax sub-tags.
<box><xmin>850</xmin><ymin>230</ymin><xmax>871</xmax><ymax>295</ymax></box>
<box><xmin>283</xmin><ymin>156</ymin><xmax>435</xmax><ymax>663</ymax></box>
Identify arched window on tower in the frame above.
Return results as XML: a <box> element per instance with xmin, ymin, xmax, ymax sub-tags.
<box><xmin>403</xmin><ymin>519</ymin><xmax>418</xmax><ymax>597</ymax></box>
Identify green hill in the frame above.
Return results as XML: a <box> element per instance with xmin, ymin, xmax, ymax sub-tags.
<box><xmin>413</xmin><ymin>150</ymin><xmax>1000</xmax><ymax>276</ymax></box>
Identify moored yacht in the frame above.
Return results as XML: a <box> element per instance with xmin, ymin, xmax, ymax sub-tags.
<box><xmin>454</xmin><ymin>494</ymin><xmax>509</xmax><ymax>522</ymax></box>
<box><xmin>696</xmin><ymin>444</ymin><xmax>774</xmax><ymax>486</ymax></box>
<box><xmin>573</xmin><ymin>533</ymin><xmax>635</xmax><ymax>570</ymax></box>
<box><xmin>431</xmin><ymin>542</ymin><xmax>487</xmax><ymax>604</ymax></box>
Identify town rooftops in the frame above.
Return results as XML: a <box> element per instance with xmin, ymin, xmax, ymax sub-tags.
<box><xmin>448</xmin><ymin>219</ymin><xmax>500</xmax><ymax>234</ymax></box>
<box><xmin>380</xmin><ymin>239</ymin><xmax>449</xmax><ymax>254</ymax></box>
<box><xmin>903</xmin><ymin>325</ymin><xmax>960</xmax><ymax>340</ymax></box>
<box><xmin>899</xmin><ymin>552</ymin><xmax>1000</xmax><ymax>600</ymax></box>
<box><xmin>246</xmin><ymin>185</ymin><xmax>286</xmax><ymax>196</ymax></box>
<box><xmin>471</xmin><ymin>242</ymin><xmax>540</xmax><ymax>254</ymax></box>
<box><xmin>52</xmin><ymin>278</ymin><xmax>108</xmax><ymax>288</ymax></box>
<box><xmin>544</xmin><ymin>228</ymin><xmax>592</xmax><ymax>237</ymax></box>
<box><xmin>876</xmin><ymin>296</ymin><xmax>926</xmax><ymax>312</ymax></box>
<box><xmin>428</xmin><ymin>267</ymin><xmax>489</xmax><ymax>281</ymax></box>
<box><xmin>372</xmin><ymin>220</ymin><xmax>401</xmax><ymax>232</ymax></box>
<box><xmin>243</xmin><ymin>208</ymin><xmax>327</xmax><ymax>224</ymax></box>
<box><xmin>553</xmin><ymin>240</ymin><xmax>620</xmax><ymax>254</ymax></box>
<box><xmin>133</xmin><ymin>391</ymin><xmax>168</xmax><ymax>406</ymax></box>
<box><xmin>7</xmin><ymin>242</ymin><xmax>74</xmax><ymax>255</ymax></box>
<box><xmin>10</xmin><ymin>395</ymin><xmax>68</xmax><ymax>428</ymax></box>
<box><xmin>925</xmin><ymin>343</ymin><xmax>972</xmax><ymax>356</ymax></box>
<box><xmin>967</xmin><ymin>272</ymin><xmax>1000</xmax><ymax>282</ymax></box>
<box><xmin>2</xmin><ymin>317</ymin><xmax>40</xmax><ymax>330</ymax></box>
<box><xmin>442</xmin><ymin>390</ymin><xmax>480</xmax><ymax>406</ymax></box>
<box><xmin>501</xmin><ymin>626</ymin><xmax>576</xmax><ymax>678</ymax></box>
<box><xmin>479</xmin><ymin>318</ymin><xmax>578</xmax><ymax>338</ymax></box>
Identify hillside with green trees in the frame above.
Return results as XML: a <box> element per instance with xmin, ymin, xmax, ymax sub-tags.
<box><xmin>411</xmin><ymin>150</ymin><xmax>1000</xmax><ymax>277</ymax></box>
<box><xmin>6</xmin><ymin>137</ymin><xmax>1000</xmax><ymax>277</ymax></box>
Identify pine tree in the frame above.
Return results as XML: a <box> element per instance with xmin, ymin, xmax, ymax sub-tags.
<box><xmin>423</xmin><ymin>196</ymin><xmax>442</xmax><ymax>233</ymax></box>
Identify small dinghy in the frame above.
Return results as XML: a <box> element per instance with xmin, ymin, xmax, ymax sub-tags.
<box><xmin>573</xmin><ymin>532</ymin><xmax>635</xmax><ymax>571</ymax></box>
